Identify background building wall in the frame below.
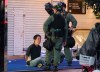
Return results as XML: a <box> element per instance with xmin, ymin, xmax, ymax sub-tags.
<box><xmin>7</xmin><ymin>0</ymin><xmax>100</xmax><ymax>56</ymax></box>
<box><xmin>63</xmin><ymin>0</ymin><xmax>100</xmax><ymax>29</ymax></box>
<box><xmin>7</xmin><ymin>0</ymin><xmax>51</xmax><ymax>55</ymax></box>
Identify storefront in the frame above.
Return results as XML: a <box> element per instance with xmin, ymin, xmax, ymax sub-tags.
<box><xmin>7</xmin><ymin>0</ymin><xmax>99</xmax><ymax>55</ymax></box>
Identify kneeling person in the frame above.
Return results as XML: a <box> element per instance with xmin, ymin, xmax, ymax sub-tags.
<box><xmin>25</xmin><ymin>34</ymin><xmax>44</xmax><ymax>67</ymax></box>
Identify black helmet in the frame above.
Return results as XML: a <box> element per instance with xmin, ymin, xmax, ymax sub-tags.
<box><xmin>45</xmin><ymin>2</ymin><xmax>53</xmax><ymax>10</ymax></box>
<box><xmin>45</xmin><ymin>2</ymin><xmax>54</xmax><ymax>15</ymax></box>
<box><xmin>57</xmin><ymin>2</ymin><xmax>66</xmax><ymax>8</ymax></box>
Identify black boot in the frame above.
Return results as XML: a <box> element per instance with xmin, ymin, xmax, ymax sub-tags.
<box><xmin>68</xmin><ymin>61</ymin><xmax>72</xmax><ymax>66</ymax></box>
<box><xmin>53</xmin><ymin>66</ymin><xmax>58</xmax><ymax>71</ymax></box>
<box><xmin>44</xmin><ymin>64</ymin><xmax>51</xmax><ymax>71</ymax></box>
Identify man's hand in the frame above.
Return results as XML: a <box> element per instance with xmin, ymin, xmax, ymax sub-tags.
<box><xmin>25</xmin><ymin>56</ymin><xmax>28</xmax><ymax>61</ymax></box>
<box><xmin>69</xmin><ymin>27</ymin><xmax>76</xmax><ymax>32</ymax></box>
<box><xmin>72</xmin><ymin>28</ymin><xmax>76</xmax><ymax>32</ymax></box>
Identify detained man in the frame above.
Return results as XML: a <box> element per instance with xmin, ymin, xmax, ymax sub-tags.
<box><xmin>25</xmin><ymin>34</ymin><xmax>45</xmax><ymax>67</ymax></box>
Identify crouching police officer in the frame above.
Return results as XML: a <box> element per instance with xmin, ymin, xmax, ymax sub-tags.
<box><xmin>43</xmin><ymin>5</ymin><xmax>66</xmax><ymax>71</ymax></box>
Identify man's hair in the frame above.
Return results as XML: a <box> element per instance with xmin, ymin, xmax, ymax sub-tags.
<box><xmin>33</xmin><ymin>34</ymin><xmax>41</xmax><ymax>40</ymax></box>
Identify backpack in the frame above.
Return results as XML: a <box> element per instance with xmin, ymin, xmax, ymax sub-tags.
<box><xmin>50</xmin><ymin>14</ymin><xmax>66</xmax><ymax>37</ymax></box>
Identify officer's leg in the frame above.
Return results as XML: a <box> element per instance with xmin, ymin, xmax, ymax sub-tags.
<box><xmin>53</xmin><ymin>48</ymin><xmax>61</xmax><ymax>71</ymax></box>
<box><xmin>50</xmin><ymin>50</ymin><xmax>64</xmax><ymax>64</ymax></box>
<box><xmin>64</xmin><ymin>46</ymin><xmax>73</xmax><ymax>66</ymax></box>
<box><xmin>53</xmin><ymin>37</ymin><xmax>63</xmax><ymax>70</ymax></box>
<box><xmin>45</xmin><ymin>49</ymin><xmax>53</xmax><ymax>65</ymax></box>
<box><xmin>60</xmin><ymin>52</ymin><xmax>65</xmax><ymax>63</ymax></box>
<box><xmin>53</xmin><ymin>49</ymin><xmax>61</xmax><ymax>66</ymax></box>
<box><xmin>45</xmin><ymin>49</ymin><xmax>53</xmax><ymax>70</ymax></box>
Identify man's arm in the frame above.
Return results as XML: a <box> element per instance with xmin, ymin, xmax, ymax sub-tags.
<box><xmin>25</xmin><ymin>46</ymin><xmax>31</xmax><ymax>61</ymax></box>
<box><xmin>43</xmin><ymin>16</ymin><xmax>53</xmax><ymax>36</ymax></box>
<box><xmin>25</xmin><ymin>56</ymin><xmax>28</xmax><ymax>61</ymax></box>
<box><xmin>63</xmin><ymin>13</ymin><xmax>77</xmax><ymax>46</ymax></box>
<box><xmin>39</xmin><ymin>46</ymin><xmax>41</xmax><ymax>56</ymax></box>
<box><xmin>66</xmin><ymin>13</ymin><xmax>77</xmax><ymax>28</ymax></box>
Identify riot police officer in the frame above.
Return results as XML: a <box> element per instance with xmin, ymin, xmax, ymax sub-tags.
<box><xmin>57</xmin><ymin>2</ymin><xmax>77</xmax><ymax>66</ymax></box>
<box><xmin>43</xmin><ymin>5</ymin><xmax>66</xmax><ymax>71</ymax></box>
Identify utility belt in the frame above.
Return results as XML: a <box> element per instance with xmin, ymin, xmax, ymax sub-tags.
<box><xmin>49</xmin><ymin>29</ymin><xmax>65</xmax><ymax>37</ymax></box>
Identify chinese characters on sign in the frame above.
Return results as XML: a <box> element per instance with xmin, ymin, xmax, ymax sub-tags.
<box><xmin>68</xmin><ymin>0</ymin><xmax>86</xmax><ymax>14</ymax></box>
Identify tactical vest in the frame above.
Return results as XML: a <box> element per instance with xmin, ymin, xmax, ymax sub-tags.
<box><xmin>50</xmin><ymin>14</ymin><xmax>65</xmax><ymax>37</ymax></box>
